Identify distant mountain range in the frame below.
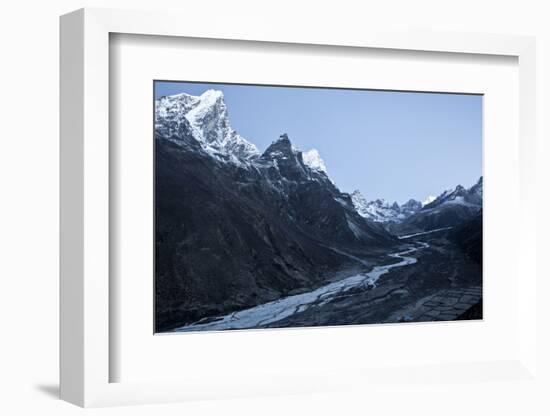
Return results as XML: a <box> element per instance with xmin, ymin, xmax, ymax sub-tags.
<box><xmin>397</xmin><ymin>177</ymin><xmax>482</xmax><ymax>234</ymax></box>
<box><xmin>351</xmin><ymin>192</ymin><xmax>422</xmax><ymax>223</ymax></box>
<box><xmin>351</xmin><ymin>177</ymin><xmax>483</xmax><ymax>234</ymax></box>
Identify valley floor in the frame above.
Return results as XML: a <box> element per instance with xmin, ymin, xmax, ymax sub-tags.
<box><xmin>172</xmin><ymin>231</ymin><xmax>482</xmax><ymax>332</ymax></box>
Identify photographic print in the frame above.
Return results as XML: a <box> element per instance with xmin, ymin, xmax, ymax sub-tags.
<box><xmin>154</xmin><ymin>81</ymin><xmax>483</xmax><ymax>333</ymax></box>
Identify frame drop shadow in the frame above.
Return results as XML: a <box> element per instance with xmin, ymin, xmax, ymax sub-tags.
<box><xmin>34</xmin><ymin>383</ymin><xmax>59</xmax><ymax>399</ymax></box>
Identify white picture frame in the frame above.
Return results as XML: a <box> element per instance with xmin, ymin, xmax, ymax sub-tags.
<box><xmin>60</xmin><ymin>7</ymin><xmax>538</xmax><ymax>407</ymax></box>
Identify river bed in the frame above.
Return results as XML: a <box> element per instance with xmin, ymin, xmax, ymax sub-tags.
<box><xmin>173</xmin><ymin>242</ymin><xmax>429</xmax><ymax>332</ymax></box>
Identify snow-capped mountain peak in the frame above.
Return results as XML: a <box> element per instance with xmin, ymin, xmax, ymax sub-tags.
<box><xmin>155</xmin><ymin>89</ymin><xmax>260</xmax><ymax>162</ymax></box>
<box><xmin>259</xmin><ymin>134</ymin><xmax>337</xmax><ymax>185</ymax></box>
<box><xmin>200</xmin><ymin>88</ymin><xmax>224</xmax><ymax>100</ymax></box>
<box><xmin>422</xmin><ymin>195</ymin><xmax>436</xmax><ymax>206</ymax></box>
<box><xmin>156</xmin><ymin>92</ymin><xmax>200</xmax><ymax>116</ymax></box>
<box><xmin>350</xmin><ymin>190</ymin><xmax>421</xmax><ymax>223</ymax></box>
<box><xmin>262</xmin><ymin>134</ymin><xmax>294</xmax><ymax>158</ymax></box>
<box><xmin>302</xmin><ymin>149</ymin><xmax>327</xmax><ymax>173</ymax></box>
<box><xmin>351</xmin><ymin>190</ymin><xmax>368</xmax><ymax>209</ymax></box>
<box><xmin>423</xmin><ymin>177</ymin><xmax>483</xmax><ymax>210</ymax></box>
<box><xmin>400</xmin><ymin>199</ymin><xmax>422</xmax><ymax>216</ymax></box>
<box><xmin>351</xmin><ymin>190</ymin><xmax>414</xmax><ymax>222</ymax></box>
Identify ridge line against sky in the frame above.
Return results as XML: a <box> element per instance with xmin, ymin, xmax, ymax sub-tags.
<box><xmin>155</xmin><ymin>81</ymin><xmax>482</xmax><ymax>204</ymax></box>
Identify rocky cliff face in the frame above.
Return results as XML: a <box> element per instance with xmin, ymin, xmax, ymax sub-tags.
<box><xmin>155</xmin><ymin>91</ymin><xmax>396</xmax><ymax>331</ymax></box>
<box><xmin>450</xmin><ymin>210</ymin><xmax>483</xmax><ymax>264</ymax></box>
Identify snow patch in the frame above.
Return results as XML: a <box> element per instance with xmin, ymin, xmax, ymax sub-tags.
<box><xmin>302</xmin><ymin>149</ymin><xmax>327</xmax><ymax>173</ymax></box>
<box><xmin>422</xmin><ymin>195</ymin><xmax>436</xmax><ymax>206</ymax></box>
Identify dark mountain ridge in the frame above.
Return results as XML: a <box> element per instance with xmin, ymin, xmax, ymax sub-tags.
<box><xmin>393</xmin><ymin>177</ymin><xmax>483</xmax><ymax>235</ymax></box>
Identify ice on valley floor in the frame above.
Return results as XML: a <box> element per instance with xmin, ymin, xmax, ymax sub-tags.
<box><xmin>173</xmin><ymin>242</ymin><xmax>429</xmax><ymax>332</ymax></box>
<box><xmin>397</xmin><ymin>227</ymin><xmax>453</xmax><ymax>240</ymax></box>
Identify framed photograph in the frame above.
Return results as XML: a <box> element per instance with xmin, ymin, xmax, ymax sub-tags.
<box><xmin>60</xmin><ymin>8</ymin><xmax>538</xmax><ymax>407</ymax></box>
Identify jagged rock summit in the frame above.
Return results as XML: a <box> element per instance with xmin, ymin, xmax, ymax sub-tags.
<box><xmin>396</xmin><ymin>177</ymin><xmax>483</xmax><ymax>234</ymax></box>
<box><xmin>422</xmin><ymin>177</ymin><xmax>483</xmax><ymax>210</ymax></box>
<box><xmin>351</xmin><ymin>191</ymin><xmax>422</xmax><ymax>223</ymax></box>
<box><xmin>155</xmin><ymin>89</ymin><xmax>260</xmax><ymax>162</ymax></box>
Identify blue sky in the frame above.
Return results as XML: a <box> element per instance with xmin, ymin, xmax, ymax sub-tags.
<box><xmin>155</xmin><ymin>81</ymin><xmax>482</xmax><ymax>204</ymax></box>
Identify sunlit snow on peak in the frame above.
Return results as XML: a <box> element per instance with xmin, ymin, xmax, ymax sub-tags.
<box><xmin>422</xmin><ymin>195</ymin><xmax>436</xmax><ymax>206</ymax></box>
<box><xmin>302</xmin><ymin>149</ymin><xmax>327</xmax><ymax>173</ymax></box>
<box><xmin>200</xmin><ymin>89</ymin><xmax>224</xmax><ymax>101</ymax></box>
<box><xmin>155</xmin><ymin>89</ymin><xmax>259</xmax><ymax>161</ymax></box>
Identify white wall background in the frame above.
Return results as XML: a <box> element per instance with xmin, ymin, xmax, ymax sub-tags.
<box><xmin>0</xmin><ymin>1</ymin><xmax>548</xmax><ymax>415</ymax></box>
